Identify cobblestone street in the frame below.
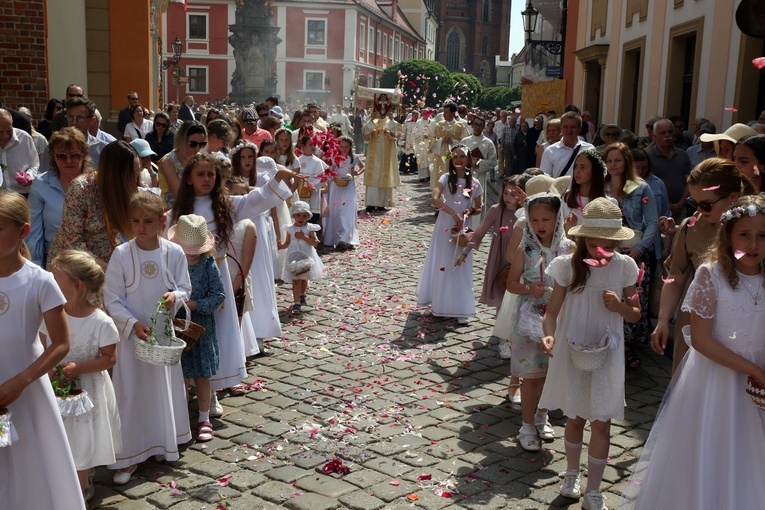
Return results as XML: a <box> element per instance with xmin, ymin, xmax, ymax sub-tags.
<box><xmin>93</xmin><ymin>174</ymin><xmax>672</xmax><ymax>510</ymax></box>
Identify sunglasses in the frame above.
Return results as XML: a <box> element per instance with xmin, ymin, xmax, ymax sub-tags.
<box><xmin>244</xmin><ymin>120</ymin><xmax>257</xmax><ymax>125</ymax></box>
<box><xmin>258</xmin><ymin>113</ymin><xmax>268</xmax><ymax>118</ymax></box>
<box><xmin>687</xmin><ymin>196</ymin><xmax>724</xmax><ymax>212</ymax></box>
<box><xmin>188</xmin><ymin>140</ymin><xmax>207</xmax><ymax>149</ymax></box>
<box><xmin>65</xmin><ymin>114</ymin><xmax>93</xmax><ymax>123</ymax></box>
<box><xmin>155</xmin><ymin>122</ymin><xmax>169</xmax><ymax>128</ymax></box>
<box><xmin>55</xmin><ymin>152</ymin><xmax>84</xmax><ymax>162</ymax></box>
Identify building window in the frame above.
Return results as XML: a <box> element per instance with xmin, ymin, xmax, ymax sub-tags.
<box><xmin>187</xmin><ymin>66</ymin><xmax>208</xmax><ymax>94</ymax></box>
<box><xmin>482</xmin><ymin>0</ymin><xmax>490</xmax><ymax>22</ymax></box>
<box><xmin>305</xmin><ymin>71</ymin><xmax>324</xmax><ymax>91</ymax></box>
<box><xmin>370</xmin><ymin>27</ymin><xmax>375</xmax><ymax>55</ymax></box>
<box><xmin>383</xmin><ymin>34</ymin><xmax>388</xmax><ymax>58</ymax></box>
<box><xmin>188</xmin><ymin>14</ymin><xmax>207</xmax><ymax>40</ymax></box>
<box><xmin>306</xmin><ymin>20</ymin><xmax>326</xmax><ymax>46</ymax></box>
<box><xmin>360</xmin><ymin>23</ymin><xmax>366</xmax><ymax>51</ymax></box>
<box><xmin>376</xmin><ymin>30</ymin><xmax>381</xmax><ymax>54</ymax></box>
<box><xmin>446</xmin><ymin>29</ymin><xmax>462</xmax><ymax>71</ymax></box>
<box><xmin>390</xmin><ymin>37</ymin><xmax>394</xmax><ymax>61</ymax></box>
<box><xmin>482</xmin><ymin>35</ymin><xmax>488</xmax><ymax>55</ymax></box>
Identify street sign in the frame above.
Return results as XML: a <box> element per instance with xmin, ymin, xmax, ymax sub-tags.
<box><xmin>178</xmin><ymin>76</ymin><xmax>189</xmax><ymax>84</ymax></box>
<box><xmin>546</xmin><ymin>66</ymin><xmax>563</xmax><ymax>78</ymax></box>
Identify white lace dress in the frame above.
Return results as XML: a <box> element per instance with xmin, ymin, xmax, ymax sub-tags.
<box><xmin>41</xmin><ymin>309</ymin><xmax>122</xmax><ymax>470</ymax></box>
<box><xmin>538</xmin><ymin>252</ymin><xmax>638</xmax><ymax>421</ymax></box>
<box><xmin>619</xmin><ymin>263</ymin><xmax>765</xmax><ymax>509</ymax></box>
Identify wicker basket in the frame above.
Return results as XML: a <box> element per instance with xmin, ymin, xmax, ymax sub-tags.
<box><xmin>173</xmin><ymin>318</ymin><xmax>206</xmax><ymax>352</ymax></box>
<box><xmin>746</xmin><ymin>377</ymin><xmax>765</xmax><ymax>411</ymax></box>
<box><xmin>297</xmin><ymin>181</ymin><xmax>313</xmax><ymax>199</ymax></box>
<box><xmin>450</xmin><ymin>228</ymin><xmax>474</xmax><ymax>247</ymax></box>
<box><xmin>134</xmin><ymin>333</ymin><xmax>186</xmax><ymax>366</ymax></box>
<box><xmin>333</xmin><ymin>176</ymin><xmax>352</xmax><ymax>187</ymax></box>
<box><xmin>568</xmin><ymin>342</ymin><xmax>610</xmax><ymax>371</ymax></box>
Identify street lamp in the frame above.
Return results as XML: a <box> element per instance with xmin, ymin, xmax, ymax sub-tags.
<box><xmin>521</xmin><ymin>1</ymin><xmax>562</xmax><ymax>55</ymax></box>
<box><xmin>162</xmin><ymin>35</ymin><xmax>184</xmax><ymax>70</ymax></box>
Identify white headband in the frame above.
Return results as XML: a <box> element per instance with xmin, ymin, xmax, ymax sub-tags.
<box><xmin>581</xmin><ymin>217</ymin><xmax>622</xmax><ymax>229</ymax></box>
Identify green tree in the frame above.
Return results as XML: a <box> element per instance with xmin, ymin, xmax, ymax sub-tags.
<box><xmin>477</xmin><ymin>86</ymin><xmax>522</xmax><ymax>111</ymax></box>
<box><xmin>379</xmin><ymin>59</ymin><xmax>455</xmax><ymax>108</ymax></box>
<box><xmin>450</xmin><ymin>73</ymin><xmax>482</xmax><ymax>106</ymax></box>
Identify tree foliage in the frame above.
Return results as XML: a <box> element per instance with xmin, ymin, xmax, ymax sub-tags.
<box><xmin>450</xmin><ymin>73</ymin><xmax>482</xmax><ymax>106</ymax></box>
<box><xmin>379</xmin><ymin>59</ymin><xmax>455</xmax><ymax>108</ymax></box>
<box><xmin>476</xmin><ymin>85</ymin><xmax>522</xmax><ymax>111</ymax></box>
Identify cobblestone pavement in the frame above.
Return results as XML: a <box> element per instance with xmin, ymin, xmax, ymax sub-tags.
<box><xmin>93</xmin><ymin>174</ymin><xmax>672</xmax><ymax>510</ymax></box>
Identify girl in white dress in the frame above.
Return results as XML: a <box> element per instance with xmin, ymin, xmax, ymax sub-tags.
<box><xmin>297</xmin><ymin>136</ymin><xmax>329</xmax><ymax>226</ymax></box>
<box><xmin>620</xmin><ymin>196</ymin><xmax>765</xmax><ymax>510</ymax></box>
<box><xmin>46</xmin><ymin>250</ymin><xmax>121</xmax><ymax>501</ymax></box>
<box><xmin>0</xmin><ymin>192</ymin><xmax>85</xmax><ymax>509</ymax></box>
<box><xmin>324</xmin><ymin>136</ymin><xmax>364</xmax><ymax>249</ymax></box>
<box><xmin>257</xmin><ymin>140</ymin><xmax>285</xmax><ymax>274</ymax></box>
<box><xmin>416</xmin><ymin>144</ymin><xmax>483</xmax><ymax>324</ymax></box>
<box><xmin>104</xmin><ymin>191</ymin><xmax>192</xmax><ymax>484</ymax></box>
<box><xmin>539</xmin><ymin>198</ymin><xmax>639</xmax><ymax>510</ymax></box>
<box><xmin>168</xmin><ymin>153</ymin><xmax>294</xmax><ymax>397</ymax></box>
<box><xmin>281</xmin><ymin>200</ymin><xmax>324</xmax><ymax>313</ymax></box>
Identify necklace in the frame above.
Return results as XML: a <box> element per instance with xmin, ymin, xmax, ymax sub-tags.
<box><xmin>741</xmin><ymin>273</ymin><xmax>763</xmax><ymax>305</ymax></box>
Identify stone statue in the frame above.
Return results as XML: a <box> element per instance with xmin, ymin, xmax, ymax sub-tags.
<box><xmin>228</xmin><ymin>0</ymin><xmax>282</xmax><ymax>104</ymax></box>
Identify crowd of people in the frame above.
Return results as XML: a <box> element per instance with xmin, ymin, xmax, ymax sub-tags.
<box><xmin>1</xmin><ymin>84</ymin><xmax>765</xmax><ymax>509</ymax></box>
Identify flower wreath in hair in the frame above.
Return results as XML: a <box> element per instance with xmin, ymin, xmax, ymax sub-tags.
<box><xmin>229</xmin><ymin>140</ymin><xmax>258</xmax><ymax>159</ymax></box>
<box><xmin>444</xmin><ymin>143</ymin><xmax>468</xmax><ymax>162</ymax></box>
<box><xmin>720</xmin><ymin>201</ymin><xmax>765</xmax><ymax>224</ymax></box>
<box><xmin>578</xmin><ymin>149</ymin><xmax>607</xmax><ymax>176</ymax></box>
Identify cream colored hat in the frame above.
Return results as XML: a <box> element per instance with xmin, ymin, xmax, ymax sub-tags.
<box><xmin>291</xmin><ymin>200</ymin><xmax>311</xmax><ymax>216</ymax></box>
<box><xmin>525</xmin><ymin>175</ymin><xmax>555</xmax><ymax>196</ymax></box>
<box><xmin>168</xmin><ymin>214</ymin><xmax>216</xmax><ymax>255</ymax></box>
<box><xmin>699</xmin><ymin>123</ymin><xmax>756</xmax><ymax>144</ymax></box>
<box><xmin>567</xmin><ymin>197</ymin><xmax>634</xmax><ymax>241</ymax></box>
<box><xmin>551</xmin><ymin>176</ymin><xmax>571</xmax><ymax>196</ymax></box>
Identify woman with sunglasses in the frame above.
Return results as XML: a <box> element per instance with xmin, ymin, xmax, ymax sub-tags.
<box><xmin>145</xmin><ymin>112</ymin><xmax>175</xmax><ymax>162</ymax></box>
<box><xmin>28</xmin><ymin>127</ymin><xmax>93</xmax><ymax>267</ymax></box>
<box><xmin>651</xmin><ymin>158</ymin><xmax>756</xmax><ymax>373</ymax></box>
<box><xmin>158</xmin><ymin>120</ymin><xmax>207</xmax><ymax>208</ymax></box>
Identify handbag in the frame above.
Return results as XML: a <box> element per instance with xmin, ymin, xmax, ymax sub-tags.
<box><xmin>517</xmin><ymin>299</ymin><xmax>545</xmax><ymax>342</ymax></box>
<box><xmin>297</xmin><ymin>180</ymin><xmax>313</xmax><ymax>199</ymax></box>
<box><xmin>225</xmin><ymin>252</ymin><xmax>247</xmax><ymax>317</ymax></box>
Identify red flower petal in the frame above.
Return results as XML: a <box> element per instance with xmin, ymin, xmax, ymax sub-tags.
<box><xmin>753</xmin><ymin>57</ymin><xmax>765</xmax><ymax>69</ymax></box>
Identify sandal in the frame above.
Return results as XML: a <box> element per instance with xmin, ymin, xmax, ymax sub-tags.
<box><xmin>625</xmin><ymin>346</ymin><xmax>641</xmax><ymax>369</ymax></box>
<box><xmin>229</xmin><ymin>384</ymin><xmax>246</xmax><ymax>397</ymax></box>
<box><xmin>197</xmin><ymin>421</ymin><xmax>214</xmax><ymax>442</ymax></box>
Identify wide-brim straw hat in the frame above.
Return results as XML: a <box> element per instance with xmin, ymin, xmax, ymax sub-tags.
<box><xmin>551</xmin><ymin>176</ymin><xmax>571</xmax><ymax>196</ymax></box>
<box><xmin>168</xmin><ymin>214</ymin><xmax>216</xmax><ymax>255</ymax></box>
<box><xmin>525</xmin><ymin>175</ymin><xmax>555</xmax><ymax>196</ymax></box>
<box><xmin>568</xmin><ymin>197</ymin><xmax>635</xmax><ymax>241</ymax></box>
<box><xmin>699</xmin><ymin>123</ymin><xmax>756</xmax><ymax>144</ymax></box>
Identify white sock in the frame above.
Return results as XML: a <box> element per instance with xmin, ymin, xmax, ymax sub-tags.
<box><xmin>534</xmin><ymin>410</ymin><xmax>548</xmax><ymax>425</ymax></box>
<box><xmin>585</xmin><ymin>455</ymin><xmax>607</xmax><ymax>492</ymax></box>
<box><xmin>564</xmin><ymin>439</ymin><xmax>583</xmax><ymax>472</ymax></box>
<box><xmin>198</xmin><ymin>411</ymin><xmax>210</xmax><ymax>423</ymax></box>
<box><xmin>520</xmin><ymin>422</ymin><xmax>536</xmax><ymax>435</ymax></box>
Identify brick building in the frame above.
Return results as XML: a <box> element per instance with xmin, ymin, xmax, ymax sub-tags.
<box><xmin>435</xmin><ymin>0</ymin><xmax>511</xmax><ymax>87</ymax></box>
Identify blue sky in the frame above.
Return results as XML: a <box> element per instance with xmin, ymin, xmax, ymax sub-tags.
<box><xmin>508</xmin><ymin>4</ymin><xmax>526</xmax><ymax>59</ymax></box>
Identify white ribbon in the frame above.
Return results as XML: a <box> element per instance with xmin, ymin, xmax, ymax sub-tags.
<box><xmin>581</xmin><ymin>217</ymin><xmax>622</xmax><ymax>229</ymax></box>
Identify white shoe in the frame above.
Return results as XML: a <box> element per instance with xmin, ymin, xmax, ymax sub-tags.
<box><xmin>534</xmin><ymin>416</ymin><xmax>555</xmax><ymax>440</ymax></box>
<box><xmin>517</xmin><ymin>431</ymin><xmax>541</xmax><ymax>451</ymax></box>
<box><xmin>582</xmin><ymin>490</ymin><xmax>607</xmax><ymax>510</ymax></box>
<box><xmin>559</xmin><ymin>469</ymin><xmax>581</xmax><ymax>498</ymax></box>
<box><xmin>457</xmin><ymin>317</ymin><xmax>469</xmax><ymax>325</ymax></box>
<box><xmin>112</xmin><ymin>465</ymin><xmax>137</xmax><ymax>485</ymax></box>
<box><xmin>209</xmin><ymin>392</ymin><xmax>223</xmax><ymax>418</ymax></box>
<box><xmin>507</xmin><ymin>382</ymin><xmax>522</xmax><ymax>405</ymax></box>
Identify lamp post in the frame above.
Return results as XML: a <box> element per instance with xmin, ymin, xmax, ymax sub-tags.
<box><xmin>161</xmin><ymin>35</ymin><xmax>184</xmax><ymax>105</ymax></box>
<box><xmin>521</xmin><ymin>1</ymin><xmax>563</xmax><ymax>55</ymax></box>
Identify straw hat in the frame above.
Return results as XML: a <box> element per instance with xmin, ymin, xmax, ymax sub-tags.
<box><xmin>567</xmin><ymin>197</ymin><xmax>634</xmax><ymax>241</ymax></box>
<box><xmin>291</xmin><ymin>200</ymin><xmax>311</xmax><ymax>216</ymax></box>
<box><xmin>168</xmin><ymin>214</ymin><xmax>216</xmax><ymax>255</ymax></box>
<box><xmin>525</xmin><ymin>175</ymin><xmax>555</xmax><ymax>196</ymax></box>
<box><xmin>699</xmin><ymin>123</ymin><xmax>756</xmax><ymax>144</ymax></box>
<box><xmin>551</xmin><ymin>176</ymin><xmax>571</xmax><ymax>196</ymax></box>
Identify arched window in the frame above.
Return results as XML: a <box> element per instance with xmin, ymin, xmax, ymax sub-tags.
<box><xmin>482</xmin><ymin>0</ymin><xmax>490</xmax><ymax>22</ymax></box>
<box><xmin>482</xmin><ymin>35</ymin><xmax>489</xmax><ymax>55</ymax></box>
<box><xmin>446</xmin><ymin>29</ymin><xmax>462</xmax><ymax>71</ymax></box>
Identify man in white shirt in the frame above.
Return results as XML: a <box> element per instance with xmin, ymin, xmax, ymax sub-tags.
<box><xmin>539</xmin><ymin>111</ymin><xmax>595</xmax><ymax>178</ymax></box>
<box><xmin>329</xmin><ymin>106</ymin><xmax>352</xmax><ymax>136</ymax></box>
<box><xmin>0</xmin><ymin>108</ymin><xmax>39</xmax><ymax>195</ymax></box>
<box><xmin>414</xmin><ymin>110</ymin><xmax>431</xmax><ymax>182</ymax></box>
<box><xmin>462</xmin><ymin>116</ymin><xmax>497</xmax><ymax>222</ymax></box>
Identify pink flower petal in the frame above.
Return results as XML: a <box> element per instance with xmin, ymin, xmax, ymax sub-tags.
<box><xmin>734</xmin><ymin>250</ymin><xmax>747</xmax><ymax>260</ymax></box>
<box><xmin>753</xmin><ymin>57</ymin><xmax>765</xmax><ymax>70</ymax></box>
<box><xmin>628</xmin><ymin>293</ymin><xmax>639</xmax><ymax>301</ymax></box>
<box><xmin>642</xmin><ymin>196</ymin><xmax>650</xmax><ymax>204</ymax></box>
<box><xmin>702</xmin><ymin>185</ymin><xmax>721</xmax><ymax>191</ymax></box>
<box><xmin>499</xmin><ymin>226</ymin><xmax>510</xmax><ymax>232</ymax></box>
<box><xmin>754</xmin><ymin>165</ymin><xmax>760</xmax><ymax>177</ymax></box>
<box><xmin>390</xmin><ymin>480</ymin><xmax>400</xmax><ymax>486</ymax></box>
<box><xmin>595</xmin><ymin>246</ymin><xmax>614</xmax><ymax>258</ymax></box>
<box><xmin>439</xmin><ymin>267</ymin><xmax>445</xmax><ymax>271</ymax></box>
<box><xmin>662</xmin><ymin>277</ymin><xmax>675</xmax><ymax>284</ymax></box>
<box><xmin>725</xmin><ymin>107</ymin><xmax>738</xmax><ymax>113</ymax></box>
<box><xmin>584</xmin><ymin>258</ymin><xmax>600</xmax><ymax>267</ymax></box>
<box><xmin>687</xmin><ymin>216</ymin><xmax>697</xmax><ymax>227</ymax></box>
<box><xmin>637</xmin><ymin>262</ymin><xmax>646</xmax><ymax>286</ymax></box>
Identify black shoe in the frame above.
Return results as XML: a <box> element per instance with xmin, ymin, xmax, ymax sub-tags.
<box><xmin>299</xmin><ymin>294</ymin><xmax>307</xmax><ymax>305</ymax></box>
<box><xmin>366</xmin><ymin>206</ymin><xmax>375</xmax><ymax>213</ymax></box>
